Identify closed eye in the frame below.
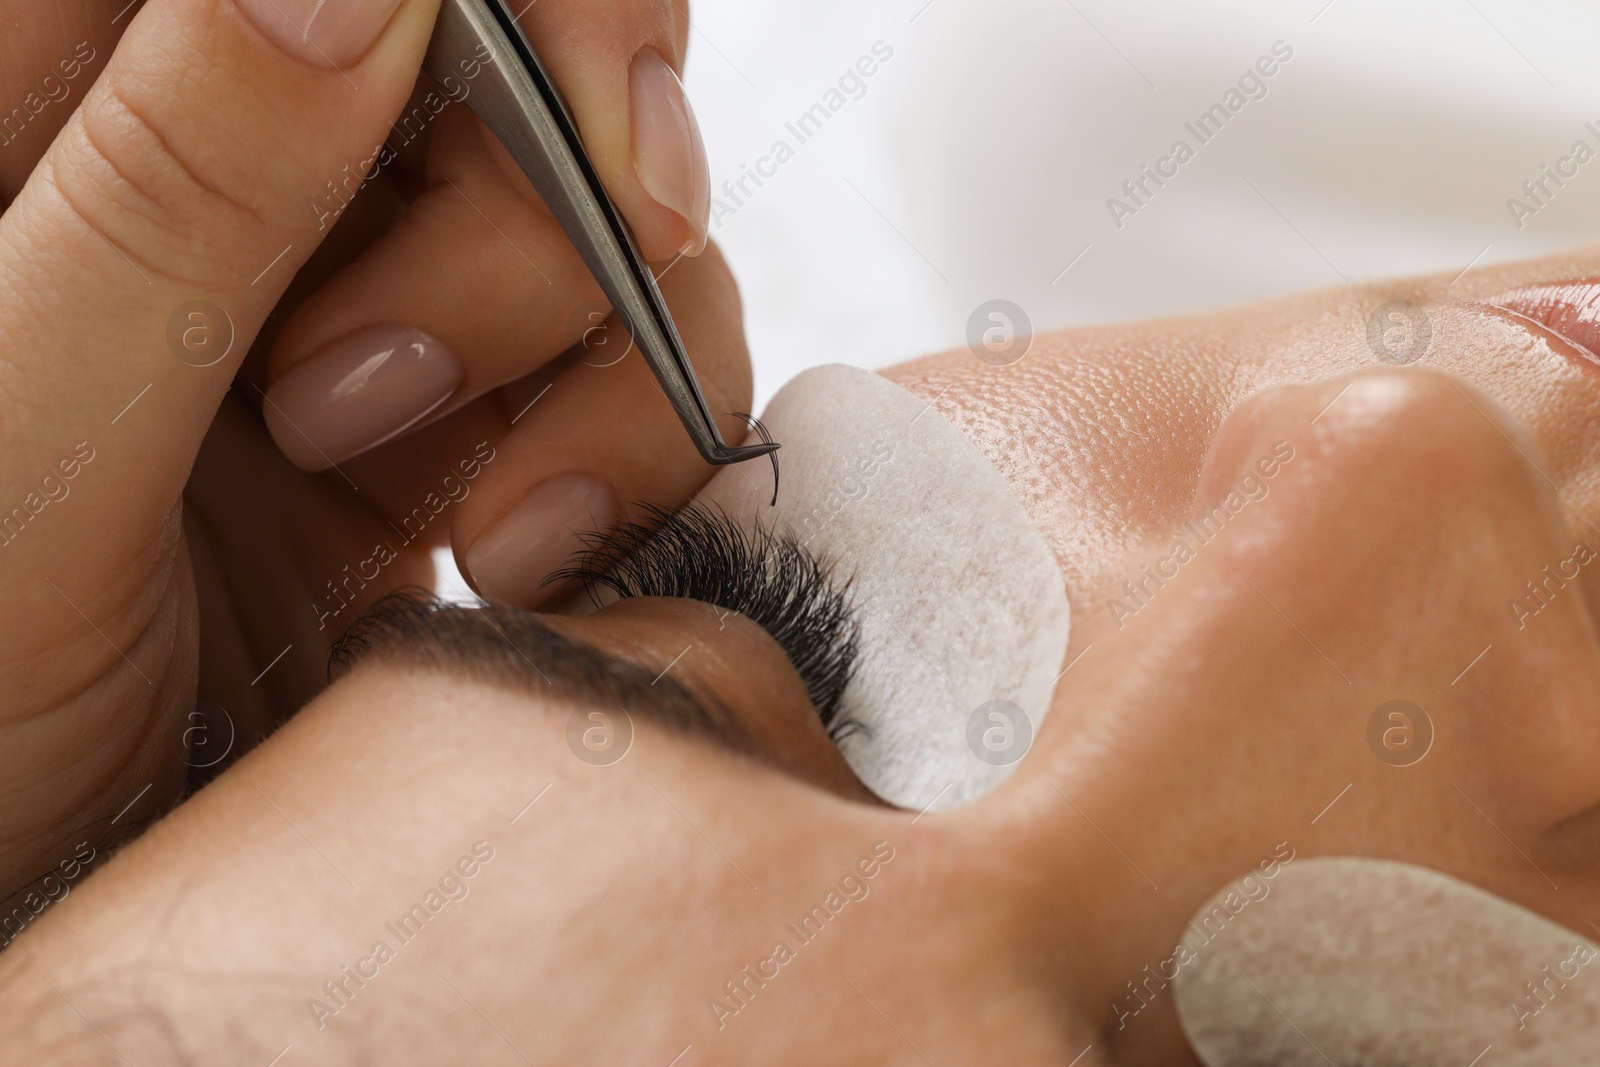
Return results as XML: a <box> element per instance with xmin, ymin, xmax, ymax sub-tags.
<box><xmin>548</xmin><ymin>502</ymin><xmax>864</xmax><ymax>740</ymax></box>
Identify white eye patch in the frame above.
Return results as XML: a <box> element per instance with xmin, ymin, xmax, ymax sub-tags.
<box><xmin>1174</xmin><ymin>857</ymin><xmax>1600</xmax><ymax>1064</ymax></box>
<box><xmin>692</xmin><ymin>364</ymin><xmax>1070</xmax><ymax>812</ymax></box>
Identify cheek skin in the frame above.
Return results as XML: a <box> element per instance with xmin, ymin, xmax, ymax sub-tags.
<box><xmin>878</xmin><ymin>283</ymin><xmax>1373</xmax><ymax>617</ymax></box>
<box><xmin>881</xmin><ymin>285</ymin><xmax>1600</xmax><ymax>634</ymax></box>
<box><xmin>881</xmin><ymin>330</ymin><xmax>1235</xmax><ymax>615</ymax></box>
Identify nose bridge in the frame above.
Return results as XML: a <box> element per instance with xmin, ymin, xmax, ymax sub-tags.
<box><xmin>947</xmin><ymin>366</ymin><xmax>1600</xmax><ymax>1016</ymax></box>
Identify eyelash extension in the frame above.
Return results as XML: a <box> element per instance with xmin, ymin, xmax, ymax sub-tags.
<box><xmin>730</xmin><ymin>413</ymin><xmax>780</xmax><ymax>507</ymax></box>
<box><xmin>549</xmin><ymin>502</ymin><xmax>863</xmax><ymax>740</ymax></box>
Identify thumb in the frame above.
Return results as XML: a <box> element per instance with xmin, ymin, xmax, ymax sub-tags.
<box><xmin>0</xmin><ymin>0</ymin><xmax>438</xmax><ymax>577</ymax></box>
<box><xmin>0</xmin><ymin>0</ymin><xmax>438</xmax><ymax>720</ymax></box>
<box><xmin>0</xmin><ymin>0</ymin><xmax>438</xmax><ymax>519</ymax></box>
<box><xmin>0</xmin><ymin>0</ymin><xmax>449</xmax><ymax>896</ymax></box>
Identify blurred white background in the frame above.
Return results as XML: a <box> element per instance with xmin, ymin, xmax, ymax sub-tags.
<box><xmin>681</xmin><ymin>0</ymin><xmax>1600</xmax><ymax>406</ymax></box>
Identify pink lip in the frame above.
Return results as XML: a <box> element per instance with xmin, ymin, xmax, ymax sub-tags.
<box><xmin>1487</xmin><ymin>278</ymin><xmax>1600</xmax><ymax>369</ymax></box>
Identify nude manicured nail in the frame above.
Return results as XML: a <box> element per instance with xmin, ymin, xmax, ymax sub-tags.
<box><xmin>629</xmin><ymin>48</ymin><xmax>710</xmax><ymax>253</ymax></box>
<box><xmin>234</xmin><ymin>0</ymin><xmax>406</xmax><ymax>68</ymax></box>
<box><xmin>466</xmin><ymin>475</ymin><xmax>621</xmax><ymax>609</ymax></box>
<box><xmin>264</xmin><ymin>325</ymin><xmax>462</xmax><ymax>471</ymax></box>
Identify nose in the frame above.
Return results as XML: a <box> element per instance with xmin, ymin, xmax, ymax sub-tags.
<box><xmin>1003</xmin><ymin>367</ymin><xmax>1600</xmax><ymax>1058</ymax></box>
<box><xmin>1220</xmin><ymin>369</ymin><xmax>1600</xmax><ymax>824</ymax></box>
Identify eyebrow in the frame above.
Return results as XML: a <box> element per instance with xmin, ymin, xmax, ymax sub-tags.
<box><xmin>328</xmin><ymin>590</ymin><xmax>758</xmax><ymax>755</ymax></box>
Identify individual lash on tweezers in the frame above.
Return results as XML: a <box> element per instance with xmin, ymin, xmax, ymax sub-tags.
<box><xmin>424</xmin><ymin>0</ymin><xmax>779</xmax><ymax>468</ymax></box>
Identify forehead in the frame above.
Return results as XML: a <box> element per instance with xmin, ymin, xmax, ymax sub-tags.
<box><xmin>338</xmin><ymin>671</ymin><xmax>1055</xmax><ymax>1060</ymax></box>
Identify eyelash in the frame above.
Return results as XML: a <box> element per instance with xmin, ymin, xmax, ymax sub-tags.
<box><xmin>549</xmin><ymin>502</ymin><xmax>863</xmax><ymax>740</ymax></box>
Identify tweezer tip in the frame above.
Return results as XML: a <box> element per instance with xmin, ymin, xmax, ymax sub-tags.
<box><xmin>710</xmin><ymin>441</ymin><xmax>781</xmax><ymax>465</ymax></box>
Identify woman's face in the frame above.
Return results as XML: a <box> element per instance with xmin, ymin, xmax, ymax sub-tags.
<box><xmin>876</xmin><ymin>248</ymin><xmax>1600</xmax><ymax>1061</ymax></box>
<box><xmin>15</xmin><ymin>247</ymin><xmax>1600</xmax><ymax>1066</ymax></box>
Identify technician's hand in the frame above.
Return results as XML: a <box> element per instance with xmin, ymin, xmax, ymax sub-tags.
<box><xmin>252</xmin><ymin>0</ymin><xmax>750</xmax><ymax>610</ymax></box>
<box><xmin>0</xmin><ymin>0</ymin><xmax>749</xmax><ymax>903</ymax></box>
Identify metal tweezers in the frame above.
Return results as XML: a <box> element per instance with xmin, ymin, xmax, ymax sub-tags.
<box><xmin>423</xmin><ymin>0</ymin><xmax>778</xmax><ymax>466</ymax></box>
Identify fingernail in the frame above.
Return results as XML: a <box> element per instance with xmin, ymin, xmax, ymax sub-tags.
<box><xmin>234</xmin><ymin>0</ymin><xmax>406</xmax><ymax>68</ymax></box>
<box><xmin>264</xmin><ymin>324</ymin><xmax>462</xmax><ymax>471</ymax></box>
<box><xmin>466</xmin><ymin>475</ymin><xmax>621</xmax><ymax>608</ymax></box>
<box><xmin>630</xmin><ymin>48</ymin><xmax>710</xmax><ymax>254</ymax></box>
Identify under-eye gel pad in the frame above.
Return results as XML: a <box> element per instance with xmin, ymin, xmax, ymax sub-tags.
<box><xmin>692</xmin><ymin>364</ymin><xmax>1071</xmax><ymax>812</ymax></box>
<box><xmin>1173</xmin><ymin>857</ymin><xmax>1600</xmax><ymax>1064</ymax></box>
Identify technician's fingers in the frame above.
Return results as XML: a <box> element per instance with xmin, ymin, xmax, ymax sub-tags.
<box><xmin>0</xmin><ymin>0</ymin><xmax>437</xmax><ymax>698</ymax></box>
<box><xmin>0</xmin><ymin>0</ymin><xmax>119</xmax><ymax>200</ymax></box>
<box><xmin>453</xmin><ymin>241</ymin><xmax>756</xmax><ymax>609</ymax></box>
<box><xmin>260</xmin><ymin>0</ymin><xmax>706</xmax><ymax>472</ymax></box>
<box><xmin>520</xmin><ymin>0</ymin><xmax>703</xmax><ymax>257</ymax></box>
<box><xmin>261</xmin><ymin>104</ymin><xmax>607</xmax><ymax>470</ymax></box>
